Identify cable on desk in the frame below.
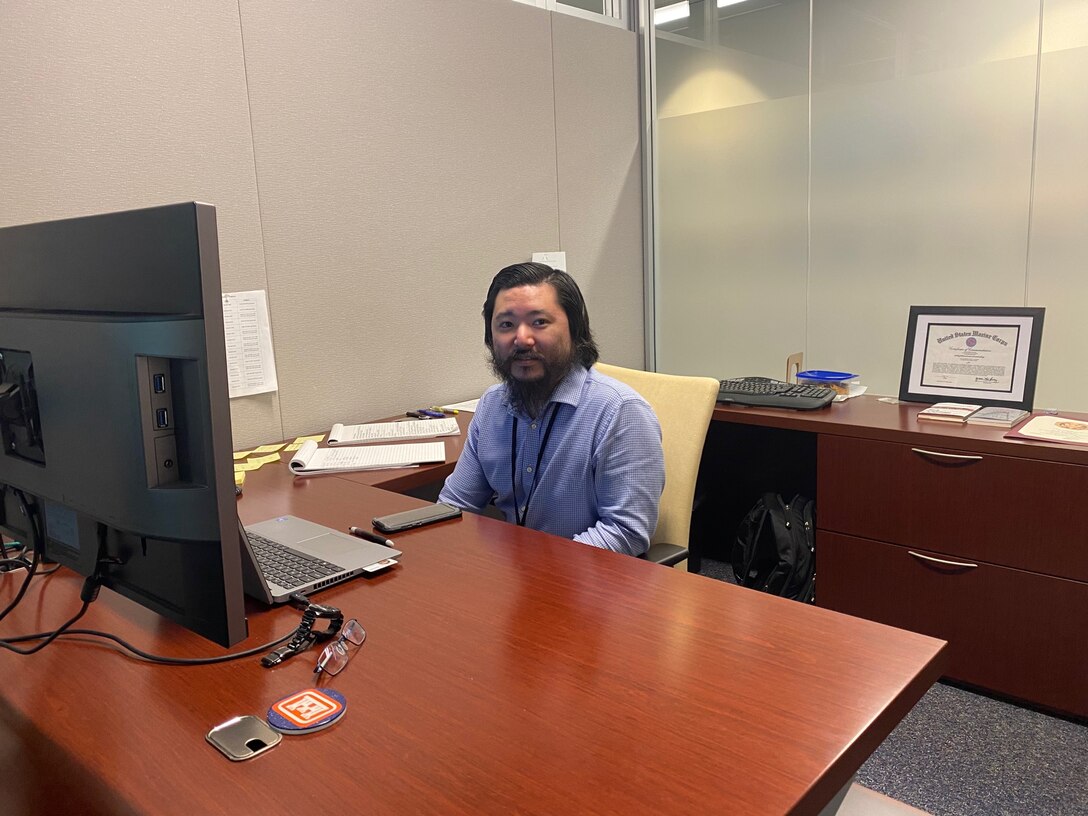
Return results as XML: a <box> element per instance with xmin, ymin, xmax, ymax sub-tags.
<box><xmin>2</xmin><ymin>566</ymin><xmax>307</xmax><ymax>664</ymax></box>
<box><xmin>0</xmin><ymin>626</ymin><xmax>295</xmax><ymax>665</ymax></box>
<box><xmin>0</xmin><ymin>548</ymin><xmax>56</xmax><ymax>575</ymax></box>
<box><xmin>0</xmin><ymin>489</ymin><xmax>44</xmax><ymax>624</ymax></box>
<box><xmin>0</xmin><ymin>600</ymin><xmax>92</xmax><ymax>656</ymax></box>
<box><xmin>0</xmin><ymin>521</ymin><xmax>112</xmax><ymax>655</ymax></box>
<box><xmin>0</xmin><ymin>514</ymin><xmax>317</xmax><ymax>665</ymax></box>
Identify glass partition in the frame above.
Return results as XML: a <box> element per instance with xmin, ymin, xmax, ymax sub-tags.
<box><xmin>649</xmin><ymin>0</ymin><xmax>1076</xmax><ymax>407</ymax></box>
<box><xmin>653</xmin><ymin>0</ymin><xmax>811</xmax><ymax>380</ymax></box>
<box><xmin>807</xmin><ymin>0</ymin><xmax>1040</xmax><ymax>390</ymax></box>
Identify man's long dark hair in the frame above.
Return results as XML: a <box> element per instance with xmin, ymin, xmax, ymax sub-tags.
<box><xmin>482</xmin><ymin>263</ymin><xmax>599</xmax><ymax>367</ymax></box>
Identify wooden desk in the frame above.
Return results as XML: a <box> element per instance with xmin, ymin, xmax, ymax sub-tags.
<box><xmin>0</xmin><ymin>460</ymin><xmax>946</xmax><ymax>815</ymax></box>
<box><xmin>703</xmin><ymin>396</ymin><xmax>1088</xmax><ymax>719</ymax></box>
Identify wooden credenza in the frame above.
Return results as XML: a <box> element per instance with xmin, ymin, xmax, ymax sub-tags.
<box><xmin>705</xmin><ymin>396</ymin><xmax>1088</xmax><ymax>720</ymax></box>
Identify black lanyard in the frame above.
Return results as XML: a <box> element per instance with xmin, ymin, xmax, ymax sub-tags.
<box><xmin>510</xmin><ymin>405</ymin><xmax>561</xmax><ymax>527</ymax></box>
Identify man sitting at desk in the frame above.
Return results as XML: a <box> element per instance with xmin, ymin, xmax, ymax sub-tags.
<box><xmin>438</xmin><ymin>263</ymin><xmax>664</xmax><ymax>556</ymax></box>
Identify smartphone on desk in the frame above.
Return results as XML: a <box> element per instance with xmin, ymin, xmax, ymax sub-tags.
<box><xmin>373</xmin><ymin>502</ymin><xmax>462</xmax><ymax>533</ymax></box>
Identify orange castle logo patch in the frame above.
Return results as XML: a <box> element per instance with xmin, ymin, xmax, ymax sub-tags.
<box><xmin>271</xmin><ymin>688</ymin><xmax>343</xmax><ymax>727</ymax></box>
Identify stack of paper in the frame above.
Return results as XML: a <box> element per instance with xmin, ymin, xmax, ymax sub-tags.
<box><xmin>1005</xmin><ymin>415</ymin><xmax>1088</xmax><ymax>446</ymax></box>
<box><xmin>288</xmin><ymin>440</ymin><xmax>445</xmax><ymax>476</ymax></box>
<box><xmin>916</xmin><ymin>402</ymin><xmax>982</xmax><ymax>423</ymax></box>
<box><xmin>965</xmin><ymin>407</ymin><xmax>1030</xmax><ymax>427</ymax></box>
<box><xmin>328</xmin><ymin>417</ymin><xmax>459</xmax><ymax>446</ymax></box>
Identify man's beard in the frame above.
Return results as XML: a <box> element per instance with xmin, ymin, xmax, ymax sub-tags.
<box><xmin>489</xmin><ymin>347</ymin><xmax>575</xmax><ymax>418</ymax></box>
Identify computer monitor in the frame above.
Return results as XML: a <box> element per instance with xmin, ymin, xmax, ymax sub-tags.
<box><xmin>0</xmin><ymin>202</ymin><xmax>248</xmax><ymax>646</ymax></box>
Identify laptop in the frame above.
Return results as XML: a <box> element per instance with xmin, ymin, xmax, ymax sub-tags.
<box><xmin>238</xmin><ymin>515</ymin><xmax>402</xmax><ymax>604</ymax></box>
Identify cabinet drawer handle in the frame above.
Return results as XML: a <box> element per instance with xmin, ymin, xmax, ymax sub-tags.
<box><xmin>910</xmin><ymin>448</ymin><xmax>983</xmax><ymax>461</ymax></box>
<box><xmin>908</xmin><ymin>550</ymin><xmax>978</xmax><ymax>569</ymax></box>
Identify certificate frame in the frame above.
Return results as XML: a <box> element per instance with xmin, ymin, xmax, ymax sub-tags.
<box><xmin>898</xmin><ymin>306</ymin><xmax>1045</xmax><ymax>410</ymax></box>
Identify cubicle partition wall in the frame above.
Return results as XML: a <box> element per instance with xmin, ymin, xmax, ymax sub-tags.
<box><xmin>0</xmin><ymin>1</ymin><xmax>646</xmax><ymax>449</ymax></box>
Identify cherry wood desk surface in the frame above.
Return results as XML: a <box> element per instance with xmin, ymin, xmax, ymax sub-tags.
<box><xmin>0</xmin><ymin>458</ymin><xmax>946</xmax><ymax>816</ymax></box>
<box><xmin>713</xmin><ymin>395</ymin><xmax>1088</xmax><ymax>465</ymax></box>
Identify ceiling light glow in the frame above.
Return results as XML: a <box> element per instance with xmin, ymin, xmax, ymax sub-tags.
<box><xmin>655</xmin><ymin>1</ymin><xmax>690</xmax><ymax>25</ymax></box>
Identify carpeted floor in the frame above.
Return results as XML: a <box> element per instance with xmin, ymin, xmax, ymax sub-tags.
<box><xmin>858</xmin><ymin>681</ymin><xmax>1088</xmax><ymax>816</ymax></box>
<box><xmin>698</xmin><ymin>558</ymin><xmax>1088</xmax><ymax>816</ymax></box>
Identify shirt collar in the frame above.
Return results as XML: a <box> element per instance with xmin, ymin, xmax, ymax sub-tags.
<box><xmin>502</xmin><ymin>365</ymin><xmax>589</xmax><ymax>418</ymax></box>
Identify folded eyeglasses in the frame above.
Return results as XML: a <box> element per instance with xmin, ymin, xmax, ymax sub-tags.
<box><xmin>314</xmin><ymin>618</ymin><xmax>366</xmax><ymax>676</ymax></box>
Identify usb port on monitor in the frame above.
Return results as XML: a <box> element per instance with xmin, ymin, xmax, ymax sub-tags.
<box><xmin>152</xmin><ymin>373</ymin><xmax>166</xmax><ymax>393</ymax></box>
<box><xmin>155</xmin><ymin>408</ymin><xmax>169</xmax><ymax>429</ymax></box>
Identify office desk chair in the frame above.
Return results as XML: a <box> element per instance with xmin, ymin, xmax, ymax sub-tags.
<box><xmin>595</xmin><ymin>363</ymin><xmax>719</xmax><ymax>570</ymax></box>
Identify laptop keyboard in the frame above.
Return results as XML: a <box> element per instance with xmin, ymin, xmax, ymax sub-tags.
<box><xmin>246</xmin><ymin>531</ymin><xmax>342</xmax><ymax>589</ymax></box>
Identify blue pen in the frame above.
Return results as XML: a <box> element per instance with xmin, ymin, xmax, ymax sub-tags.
<box><xmin>417</xmin><ymin>408</ymin><xmax>446</xmax><ymax>418</ymax></box>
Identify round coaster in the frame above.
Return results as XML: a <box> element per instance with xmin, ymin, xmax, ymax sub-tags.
<box><xmin>267</xmin><ymin>687</ymin><xmax>347</xmax><ymax>735</ymax></box>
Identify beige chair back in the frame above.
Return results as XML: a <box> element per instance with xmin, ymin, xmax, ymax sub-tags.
<box><xmin>595</xmin><ymin>363</ymin><xmax>719</xmax><ymax>561</ymax></box>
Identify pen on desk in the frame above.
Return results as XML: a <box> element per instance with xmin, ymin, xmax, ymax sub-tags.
<box><xmin>406</xmin><ymin>411</ymin><xmax>429</xmax><ymax>419</ymax></box>
<box><xmin>417</xmin><ymin>408</ymin><xmax>446</xmax><ymax>418</ymax></box>
<box><xmin>430</xmin><ymin>405</ymin><xmax>459</xmax><ymax>415</ymax></box>
<box><xmin>348</xmin><ymin>527</ymin><xmax>396</xmax><ymax>548</ymax></box>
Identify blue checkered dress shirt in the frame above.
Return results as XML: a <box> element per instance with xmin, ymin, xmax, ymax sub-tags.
<box><xmin>439</xmin><ymin>365</ymin><xmax>664</xmax><ymax>556</ymax></box>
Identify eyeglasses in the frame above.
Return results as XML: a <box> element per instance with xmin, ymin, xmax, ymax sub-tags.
<box><xmin>314</xmin><ymin>618</ymin><xmax>366</xmax><ymax>676</ymax></box>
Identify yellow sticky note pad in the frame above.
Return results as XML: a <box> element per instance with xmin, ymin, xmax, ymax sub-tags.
<box><xmin>235</xmin><ymin>471</ymin><xmax>246</xmax><ymax>487</ymax></box>
<box><xmin>284</xmin><ymin>442</ymin><xmax>304</xmax><ymax>451</ymax></box>
<box><xmin>253</xmin><ymin>443</ymin><xmax>286</xmax><ymax>454</ymax></box>
<box><xmin>250</xmin><ymin>453</ymin><xmax>282</xmax><ymax>466</ymax></box>
<box><xmin>293</xmin><ymin>434</ymin><xmax>325</xmax><ymax>443</ymax></box>
<box><xmin>234</xmin><ymin>461</ymin><xmax>262</xmax><ymax>472</ymax></box>
<box><xmin>233</xmin><ymin>450</ymin><xmax>255</xmax><ymax>460</ymax></box>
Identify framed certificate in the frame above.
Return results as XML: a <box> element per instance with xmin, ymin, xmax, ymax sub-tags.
<box><xmin>898</xmin><ymin>306</ymin><xmax>1045</xmax><ymax>411</ymax></box>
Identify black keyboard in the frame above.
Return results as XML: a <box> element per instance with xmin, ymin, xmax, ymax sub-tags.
<box><xmin>717</xmin><ymin>378</ymin><xmax>836</xmax><ymax>410</ymax></box>
<box><xmin>246</xmin><ymin>532</ymin><xmax>341</xmax><ymax>589</ymax></box>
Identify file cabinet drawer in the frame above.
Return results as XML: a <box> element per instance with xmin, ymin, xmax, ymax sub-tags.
<box><xmin>816</xmin><ymin>531</ymin><xmax>1088</xmax><ymax>718</ymax></box>
<box><xmin>817</xmin><ymin>434</ymin><xmax>1088</xmax><ymax>581</ymax></box>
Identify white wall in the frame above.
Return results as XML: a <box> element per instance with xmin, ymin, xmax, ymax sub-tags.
<box><xmin>0</xmin><ymin>0</ymin><xmax>645</xmax><ymax>448</ymax></box>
